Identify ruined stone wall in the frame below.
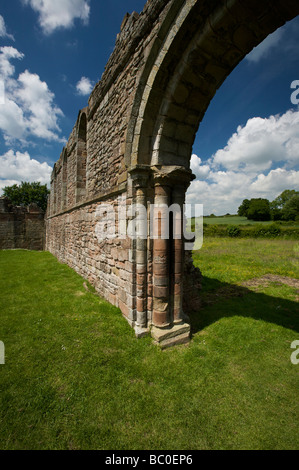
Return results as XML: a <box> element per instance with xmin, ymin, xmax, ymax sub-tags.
<box><xmin>0</xmin><ymin>198</ymin><xmax>45</xmax><ymax>251</ymax></box>
<box><xmin>46</xmin><ymin>0</ymin><xmax>175</xmax><ymax>332</ymax></box>
<box><xmin>46</xmin><ymin>0</ymin><xmax>299</xmax><ymax>347</ymax></box>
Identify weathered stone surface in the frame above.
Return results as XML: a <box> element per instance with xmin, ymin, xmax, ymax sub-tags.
<box><xmin>151</xmin><ymin>323</ymin><xmax>191</xmax><ymax>349</ymax></box>
<box><xmin>0</xmin><ymin>197</ymin><xmax>45</xmax><ymax>251</ymax></box>
<box><xmin>46</xmin><ymin>0</ymin><xmax>299</xmax><ymax>347</ymax></box>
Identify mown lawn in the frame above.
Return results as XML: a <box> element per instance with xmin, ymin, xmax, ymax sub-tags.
<box><xmin>0</xmin><ymin>241</ymin><xmax>298</xmax><ymax>450</ymax></box>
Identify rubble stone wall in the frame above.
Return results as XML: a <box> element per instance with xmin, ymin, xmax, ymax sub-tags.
<box><xmin>0</xmin><ymin>198</ymin><xmax>45</xmax><ymax>251</ymax></box>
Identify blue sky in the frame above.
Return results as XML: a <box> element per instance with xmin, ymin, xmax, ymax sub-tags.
<box><xmin>0</xmin><ymin>0</ymin><xmax>298</xmax><ymax>215</ymax></box>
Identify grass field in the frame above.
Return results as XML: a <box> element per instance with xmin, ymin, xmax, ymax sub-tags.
<box><xmin>203</xmin><ymin>216</ymin><xmax>273</xmax><ymax>225</ymax></box>
<box><xmin>0</xmin><ymin>240</ymin><xmax>298</xmax><ymax>450</ymax></box>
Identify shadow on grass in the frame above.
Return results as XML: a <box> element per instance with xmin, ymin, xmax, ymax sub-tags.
<box><xmin>189</xmin><ymin>276</ymin><xmax>299</xmax><ymax>335</ymax></box>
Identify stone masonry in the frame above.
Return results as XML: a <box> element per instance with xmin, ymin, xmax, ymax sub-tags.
<box><xmin>47</xmin><ymin>0</ymin><xmax>299</xmax><ymax>347</ymax></box>
<box><xmin>0</xmin><ymin>197</ymin><xmax>45</xmax><ymax>251</ymax></box>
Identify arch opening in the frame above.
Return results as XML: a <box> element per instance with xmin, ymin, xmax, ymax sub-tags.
<box><xmin>76</xmin><ymin>112</ymin><xmax>88</xmax><ymax>203</ymax></box>
<box><xmin>126</xmin><ymin>0</ymin><xmax>299</xmax><ymax>341</ymax></box>
<box><xmin>128</xmin><ymin>0</ymin><xmax>299</xmax><ymax>171</ymax></box>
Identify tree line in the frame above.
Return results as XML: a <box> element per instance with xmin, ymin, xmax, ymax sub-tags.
<box><xmin>238</xmin><ymin>190</ymin><xmax>299</xmax><ymax>222</ymax></box>
<box><xmin>1</xmin><ymin>182</ymin><xmax>49</xmax><ymax>212</ymax></box>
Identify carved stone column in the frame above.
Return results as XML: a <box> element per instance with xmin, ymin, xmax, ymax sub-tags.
<box><xmin>171</xmin><ymin>185</ymin><xmax>185</xmax><ymax>325</ymax></box>
<box><xmin>150</xmin><ymin>166</ymin><xmax>195</xmax><ymax>348</ymax></box>
<box><xmin>129</xmin><ymin>166</ymin><xmax>151</xmax><ymax>337</ymax></box>
<box><xmin>152</xmin><ymin>181</ymin><xmax>171</xmax><ymax>328</ymax></box>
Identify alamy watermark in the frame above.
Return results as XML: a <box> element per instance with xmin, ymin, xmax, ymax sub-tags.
<box><xmin>0</xmin><ymin>79</ymin><xmax>5</xmax><ymax>105</ymax></box>
<box><xmin>290</xmin><ymin>340</ymin><xmax>299</xmax><ymax>365</ymax></box>
<box><xmin>290</xmin><ymin>80</ymin><xmax>299</xmax><ymax>105</ymax></box>
<box><xmin>0</xmin><ymin>341</ymin><xmax>4</xmax><ymax>365</ymax></box>
<box><xmin>95</xmin><ymin>196</ymin><xmax>203</xmax><ymax>251</ymax></box>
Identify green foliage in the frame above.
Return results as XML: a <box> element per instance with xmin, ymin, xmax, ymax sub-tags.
<box><xmin>2</xmin><ymin>181</ymin><xmax>49</xmax><ymax>212</ymax></box>
<box><xmin>238</xmin><ymin>199</ymin><xmax>250</xmax><ymax>217</ymax></box>
<box><xmin>226</xmin><ymin>225</ymin><xmax>241</xmax><ymax>237</ymax></box>
<box><xmin>247</xmin><ymin>198</ymin><xmax>271</xmax><ymax>221</ymax></box>
<box><xmin>281</xmin><ymin>194</ymin><xmax>299</xmax><ymax>221</ymax></box>
<box><xmin>238</xmin><ymin>190</ymin><xmax>299</xmax><ymax>222</ymax></box>
<box><xmin>251</xmin><ymin>223</ymin><xmax>281</xmax><ymax>238</ymax></box>
<box><xmin>271</xmin><ymin>189</ymin><xmax>299</xmax><ymax>210</ymax></box>
<box><xmin>203</xmin><ymin>223</ymin><xmax>298</xmax><ymax>239</ymax></box>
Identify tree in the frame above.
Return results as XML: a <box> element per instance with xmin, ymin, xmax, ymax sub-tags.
<box><xmin>247</xmin><ymin>198</ymin><xmax>271</xmax><ymax>221</ymax></box>
<box><xmin>281</xmin><ymin>195</ymin><xmax>299</xmax><ymax>221</ymax></box>
<box><xmin>271</xmin><ymin>189</ymin><xmax>299</xmax><ymax>210</ymax></box>
<box><xmin>2</xmin><ymin>181</ymin><xmax>49</xmax><ymax>212</ymax></box>
<box><xmin>238</xmin><ymin>199</ymin><xmax>250</xmax><ymax>217</ymax></box>
<box><xmin>270</xmin><ymin>190</ymin><xmax>299</xmax><ymax>221</ymax></box>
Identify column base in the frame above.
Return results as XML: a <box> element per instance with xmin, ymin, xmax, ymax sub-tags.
<box><xmin>151</xmin><ymin>322</ymin><xmax>191</xmax><ymax>349</ymax></box>
<box><xmin>134</xmin><ymin>324</ymin><xmax>150</xmax><ymax>338</ymax></box>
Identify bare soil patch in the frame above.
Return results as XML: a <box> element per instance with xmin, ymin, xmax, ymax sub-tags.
<box><xmin>242</xmin><ymin>274</ymin><xmax>299</xmax><ymax>291</ymax></box>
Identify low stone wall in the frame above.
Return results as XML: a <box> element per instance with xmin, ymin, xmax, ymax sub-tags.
<box><xmin>0</xmin><ymin>197</ymin><xmax>45</xmax><ymax>251</ymax></box>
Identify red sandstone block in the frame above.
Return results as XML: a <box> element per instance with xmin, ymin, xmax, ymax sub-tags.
<box><xmin>153</xmin><ymin>276</ymin><xmax>169</xmax><ymax>287</ymax></box>
<box><xmin>136</xmin><ymin>273</ymin><xmax>146</xmax><ymax>286</ymax></box>
<box><xmin>108</xmin><ymin>293</ymin><xmax>116</xmax><ymax>306</ymax></box>
<box><xmin>173</xmin><ymin>261</ymin><xmax>182</xmax><ymax>274</ymax></box>
<box><xmin>118</xmin><ymin>300</ymin><xmax>129</xmax><ymax>318</ymax></box>
<box><xmin>153</xmin><ymin>263</ymin><xmax>168</xmax><ymax>276</ymax></box>
<box><xmin>136</xmin><ymin>297</ymin><xmax>146</xmax><ymax>312</ymax></box>
<box><xmin>153</xmin><ymin>285</ymin><xmax>169</xmax><ymax>299</ymax></box>
<box><xmin>153</xmin><ymin>310</ymin><xmax>170</xmax><ymax>327</ymax></box>
<box><xmin>174</xmin><ymin>283</ymin><xmax>182</xmax><ymax>295</ymax></box>
<box><xmin>154</xmin><ymin>238</ymin><xmax>168</xmax><ymax>251</ymax></box>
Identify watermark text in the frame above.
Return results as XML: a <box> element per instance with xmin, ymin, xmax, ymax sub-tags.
<box><xmin>0</xmin><ymin>341</ymin><xmax>4</xmax><ymax>365</ymax></box>
<box><xmin>291</xmin><ymin>340</ymin><xmax>299</xmax><ymax>365</ymax></box>
<box><xmin>95</xmin><ymin>197</ymin><xmax>203</xmax><ymax>251</ymax></box>
<box><xmin>0</xmin><ymin>79</ymin><xmax>5</xmax><ymax>105</ymax></box>
<box><xmin>290</xmin><ymin>80</ymin><xmax>299</xmax><ymax>105</ymax></box>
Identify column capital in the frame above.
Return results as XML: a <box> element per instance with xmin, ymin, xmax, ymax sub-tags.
<box><xmin>151</xmin><ymin>165</ymin><xmax>195</xmax><ymax>189</ymax></box>
<box><xmin>128</xmin><ymin>164</ymin><xmax>151</xmax><ymax>189</ymax></box>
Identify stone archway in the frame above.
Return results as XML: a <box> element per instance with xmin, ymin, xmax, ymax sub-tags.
<box><xmin>47</xmin><ymin>0</ymin><xmax>299</xmax><ymax>348</ymax></box>
<box><xmin>125</xmin><ymin>0</ymin><xmax>299</xmax><ymax>346</ymax></box>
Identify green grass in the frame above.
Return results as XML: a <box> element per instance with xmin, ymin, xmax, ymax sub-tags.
<box><xmin>203</xmin><ymin>216</ymin><xmax>270</xmax><ymax>225</ymax></box>
<box><xmin>0</xmin><ymin>244</ymin><xmax>298</xmax><ymax>450</ymax></box>
<box><xmin>202</xmin><ymin>216</ymin><xmax>299</xmax><ymax>227</ymax></box>
<box><xmin>192</xmin><ymin>237</ymin><xmax>298</xmax><ymax>284</ymax></box>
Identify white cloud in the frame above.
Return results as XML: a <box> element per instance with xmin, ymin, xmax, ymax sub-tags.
<box><xmin>246</xmin><ymin>28</ymin><xmax>284</xmax><ymax>63</ymax></box>
<box><xmin>17</xmin><ymin>70</ymin><xmax>64</xmax><ymax>140</ymax></box>
<box><xmin>0</xmin><ymin>47</ymin><xmax>65</xmax><ymax>144</ymax></box>
<box><xmin>190</xmin><ymin>154</ymin><xmax>210</xmax><ymax>179</ymax></box>
<box><xmin>251</xmin><ymin>168</ymin><xmax>299</xmax><ymax>195</ymax></box>
<box><xmin>76</xmin><ymin>76</ymin><xmax>94</xmax><ymax>96</ymax></box>
<box><xmin>0</xmin><ymin>15</ymin><xmax>14</xmax><ymax>41</ymax></box>
<box><xmin>0</xmin><ymin>150</ymin><xmax>52</xmax><ymax>192</ymax></box>
<box><xmin>212</xmin><ymin>110</ymin><xmax>299</xmax><ymax>173</ymax></box>
<box><xmin>0</xmin><ymin>98</ymin><xmax>27</xmax><ymax>141</ymax></box>
<box><xmin>0</xmin><ymin>46</ymin><xmax>24</xmax><ymax>79</ymax></box>
<box><xmin>188</xmin><ymin>109</ymin><xmax>299</xmax><ymax>215</ymax></box>
<box><xmin>23</xmin><ymin>0</ymin><xmax>90</xmax><ymax>35</ymax></box>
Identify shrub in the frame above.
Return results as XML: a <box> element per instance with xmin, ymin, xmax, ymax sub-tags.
<box><xmin>227</xmin><ymin>225</ymin><xmax>241</xmax><ymax>237</ymax></box>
